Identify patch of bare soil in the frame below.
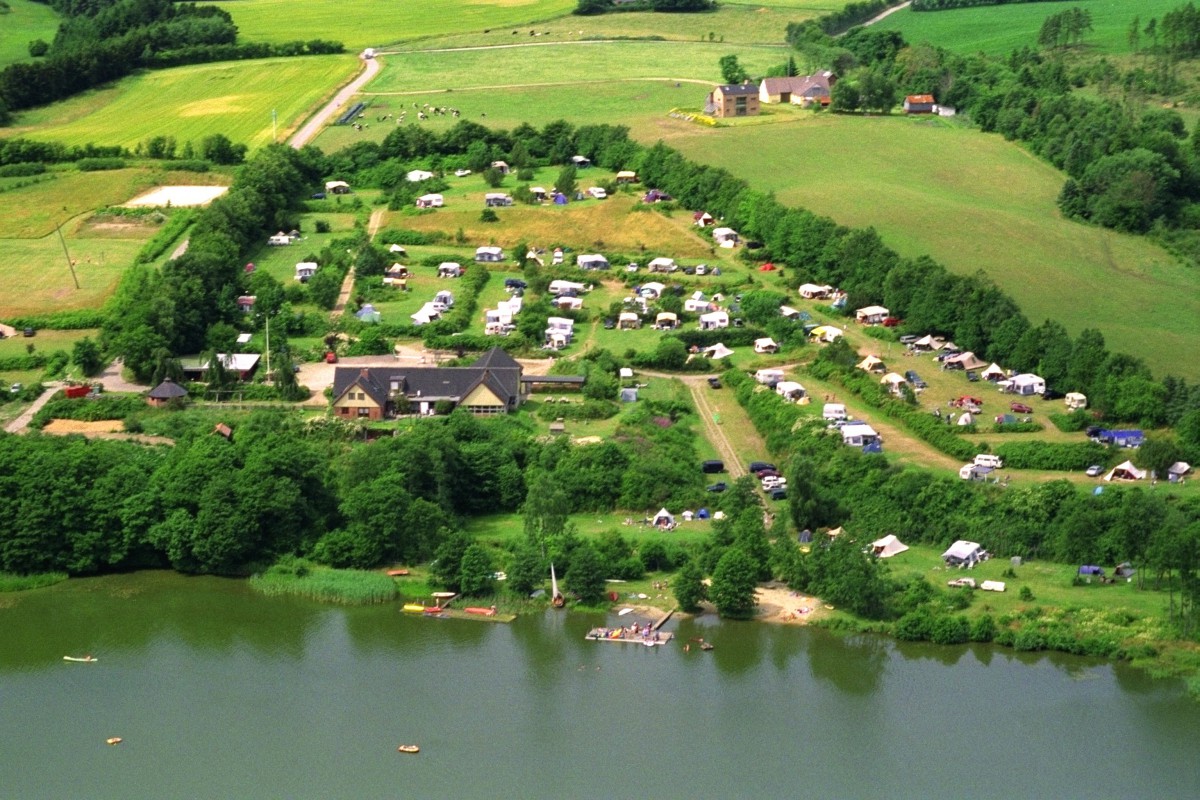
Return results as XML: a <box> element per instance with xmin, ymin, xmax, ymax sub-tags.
<box><xmin>43</xmin><ymin>419</ymin><xmax>123</xmax><ymax>434</ymax></box>
<box><xmin>754</xmin><ymin>582</ymin><xmax>830</xmax><ymax>626</ymax></box>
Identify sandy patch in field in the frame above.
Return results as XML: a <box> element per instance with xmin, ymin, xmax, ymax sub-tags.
<box><xmin>124</xmin><ymin>185</ymin><xmax>229</xmax><ymax>208</ymax></box>
<box><xmin>43</xmin><ymin>419</ymin><xmax>123</xmax><ymax>434</ymax></box>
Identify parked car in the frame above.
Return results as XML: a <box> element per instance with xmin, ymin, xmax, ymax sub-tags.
<box><xmin>762</xmin><ymin>476</ymin><xmax>787</xmax><ymax>490</ymax></box>
<box><xmin>324</xmin><ymin>351</ymin><xmax>338</xmax><ymax>364</ymax></box>
<box><xmin>587</xmin><ymin>187</ymin><xmax>607</xmax><ymax>199</ymax></box>
<box><xmin>905</xmin><ymin>370</ymin><xmax>927</xmax><ymax>389</ymax></box>
<box><xmin>899</xmin><ymin>335</ymin><xmax>920</xmax><ymax>345</ymax></box>
<box><xmin>707</xmin><ymin>377</ymin><xmax>722</xmax><ymax>389</ymax></box>
<box><xmin>882</xmin><ymin>317</ymin><xmax>901</xmax><ymax>327</ymax></box>
<box><xmin>1010</xmin><ymin>402</ymin><xmax>1034</xmax><ymax>414</ymax></box>
<box><xmin>23</xmin><ymin>327</ymin><xmax>35</xmax><ymax>337</ymax></box>
<box><xmin>748</xmin><ymin>461</ymin><xmax>776</xmax><ymax>473</ymax></box>
<box><xmin>768</xmin><ymin>487</ymin><xmax>788</xmax><ymax>501</ymax></box>
<box><xmin>10</xmin><ymin>382</ymin><xmax>22</xmax><ymax>394</ymax></box>
<box><xmin>701</xmin><ymin>460</ymin><xmax>725</xmax><ymax>474</ymax></box>
<box><xmin>966</xmin><ymin>371</ymin><xmax>979</xmax><ymax>382</ymax></box>
<box><xmin>1042</xmin><ymin>388</ymin><xmax>1064</xmax><ymax>401</ymax></box>
<box><xmin>454</xmin><ymin>168</ymin><xmax>472</xmax><ymax>177</ymax></box>
<box><xmin>602</xmin><ymin>318</ymin><xmax>615</xmax><ymax>330</ymax></box>
<box><xmin>1085</xmin><ymin>464</ymin><xmax>1104</xmax><ymax>477</ymax></box>
<box><xmin>310</xmin><ymin>192</ymin><xmax>326</xmax><ymax>200</ymax></box>
<box><xmin>755</xmin><ymin>469</ymin><xmax>781</xmax><ymax>479</ymax></box>
<box><xmin>706</xmin><ymin>482</ymin><xmax>728</xmax><ymax>493</ymax></box>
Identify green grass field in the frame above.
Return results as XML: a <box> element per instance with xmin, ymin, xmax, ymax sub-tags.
<box><xmin>663</xmin><ymin>113</ymin><xmax>1200</xmax><ymax>381</ymax></box>
<box><xmin>874</xmin><ymin>0</ymin><xmax>1177</xmax><ymax>57</ymax></box>
<box><xmin>0</xmin><ymin>0</ymin><xmax>59</xmax><ymax>68</ymax></box>
<box><xmin>213</xmin><ymin>0</ymin><xmax>576</xmax><ymax>50</ymax></box>
<box><xmin>5</xmin><ymin>56</ymin><xmax>359</xmax><ymax>149</ymax></box>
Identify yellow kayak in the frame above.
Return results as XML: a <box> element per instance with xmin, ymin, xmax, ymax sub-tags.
<box><xmin>402</xmin><ymin>604</ymin><xmax>426</xmax><ymax>613</ymax></box>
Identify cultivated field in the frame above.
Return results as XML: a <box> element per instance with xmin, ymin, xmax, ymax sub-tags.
<box><xmin>663</xmin><ymin>113</ymin><xmax>1200</xmax><ymax>380</ymax></box>
<box><xmin>0</xmin><ymin>0</ymin><xmax>59</xmax><ymax>68</ymax></box>
<box><xmin>4</xmin><ymin>56</ymin><xmax>359</xmax><ymax>149</ymax></box>
<box><xmin>874</xmin><ymin>0</ymin><xmax>1177</xmax><ymax>57</ymax></box>
<box><xmin>0</xmin><ymin>237</ymin><xmax>145</xmax><ymax>318</ymax></box>
<box><xmin>212</xmin><ymin>0</ymin><xmax>577</xmax><ymax>51</ymax></box>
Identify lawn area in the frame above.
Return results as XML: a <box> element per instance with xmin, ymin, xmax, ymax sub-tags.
<box><xmin>0</xmin><ymin>0</ymin><xmax>59</xmax><ymax>68</ymax></box>
<box><xmin>466</xmin><ymin>511</ymin><xmax>713</xmax><ymax>548</ymax></box>
<box><xmin>213</xmin><ymin>0</ymin><xmax>577</xmax><ymax>50</ymax></box>
<box><xmin>874</xmin><ymin>0</ymin><xmax>1176</xmax><ymax>57</ymax></box>
<box><xmin>0</xmin><ymin>237</ymin><xmax>145</xmax><ymax>318</ymax></box>
<box><xmin>662</xmin><ymin>113</ymin><xmax>1200</xmax><ymax>381</ymax></box>
<box><xmin>4</xmin><ymin>56</ymin><xmax>359</xmax><ymax>150</ymax></box>
<box><xmin>0</xmin><ymin>168</ymin><xmax>228</xmax><ymax>239</ymax></box>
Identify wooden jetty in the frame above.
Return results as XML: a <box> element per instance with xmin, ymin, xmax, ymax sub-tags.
<box><xmin>585</xmin><ymin>627</ymin><xmax>673</xmax><ymax>645</ymax></box>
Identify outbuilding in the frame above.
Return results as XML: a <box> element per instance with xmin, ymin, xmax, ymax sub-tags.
<box><xmin>147</xmin><ymin>378</ymin><xmax>188</xmax><ymax>408</ymax></box>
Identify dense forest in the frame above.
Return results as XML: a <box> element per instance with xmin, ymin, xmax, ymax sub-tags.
<box><xmin>0</xmin><ymin>0</ymin><xmax>342</xmax><ymax>116</ymax></box>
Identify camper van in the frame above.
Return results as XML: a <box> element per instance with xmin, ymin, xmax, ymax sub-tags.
<box><xmin>974</xmin><ymin>454</ymin><xmax>1003</xmax><ymax>469</ymax></box>
<box><xmin>822</xmin><ymin>403</ymin><xmax>847</xmax><ymax>421</ymax></box>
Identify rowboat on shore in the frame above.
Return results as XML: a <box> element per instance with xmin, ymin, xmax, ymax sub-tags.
<box><xmin>397</xmin><ymin>744</ymin><xmax>420</xmax><ymax>754</ymax></box>
<box><xmin>63</xmin><ymin>656</ymin><xmax>97</xmax><ymax>663</ymax></box>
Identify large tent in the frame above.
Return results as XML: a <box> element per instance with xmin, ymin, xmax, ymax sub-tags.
<box><xmin>857</xmin><ymin>355</ymin><xmax>885</xmax><ymax>373</ymax></box>
<box><xmin>942</xmin><ymin>540</ymin><xmax>987</xmax><ymax>567</ymax></box>
<box><xmin>1104</xmin><ymin>460</ymin><xmax>1146</xmax><ymax>482</ymax></box>
<box><xmin>871</xmin><ymin>535</ymin><xmax>909</xmax><ymax>558</ymax></box>
<box><xmin>981</xmin><ymin>363</ymin><xmax>1007</xmax><ymax>381</ymax></box>
<box><xmin>702</xmin><ymin>343</ymin><xmax>734</xmax><ymax>360</ymax></box>
<box><xmin>652</xmin><ymin>508</ymin><xmax>676</xmax><ymax>528</ymax></box>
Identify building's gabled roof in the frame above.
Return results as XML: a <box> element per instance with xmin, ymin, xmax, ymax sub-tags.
<box><xmin>471</xmin><ymin>346</ymin><xmax>520</xmax><ymax>371</ymax></box>
<box><xmin>333</xmin><ymin>368</ymin><xmax>390</xmax><ymax>407</ymax></box>
<box><xmin>716</xmin><ymin>83</ymin><xmax>758</xmax><ymax>97</ymax></box>
<box><xmin>906</xmin><ymin>94</ymin><xmax>935</xmax><ymax>104</ymax></box>
<box><xmin>331</xmin><ymin>349</ymin><xmax>522</xmax><ymax>410</ymax></box>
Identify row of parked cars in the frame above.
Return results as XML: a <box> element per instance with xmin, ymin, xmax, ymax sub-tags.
<box><xmin>701</xmin><ymin>460</ymin><xmax>787</xmax><ymax>500</ymax></box>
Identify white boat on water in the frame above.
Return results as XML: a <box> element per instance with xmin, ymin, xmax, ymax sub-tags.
<box><xmin>63</xmin><ymin>656</ymin><xmax>97</xmax><ymax>663</ymax></box>
<box><xmin>551</xmin><ymin>563</ymin><xmax>564</xmax><ymax>608</ymax></box>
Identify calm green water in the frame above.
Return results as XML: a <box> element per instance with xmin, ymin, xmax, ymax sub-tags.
<box><xmin>2</xmin><ymin>572</ymin><xmax>1198</xmax><ymax>799</ymax></box>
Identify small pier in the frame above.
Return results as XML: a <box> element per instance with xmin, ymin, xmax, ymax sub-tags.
<box><xmin>586</xmin><ymin>627</ymin><xmax>674</xmax><ymax>645</ymax></box>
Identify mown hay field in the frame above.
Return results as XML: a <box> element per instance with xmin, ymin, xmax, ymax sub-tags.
<box><xmin>0</xmin><ymin>0</ymin><xmax>59</xmax><ymax>68</ymax></box>
<box><xmin>663</xmin><ymin>113</ymin><xmax>1200</xmax><ymax>380</ymax></box>
<box><xmin>0</xmin><ymin>237</ymin><xmax>144</xmax><ymax>318</ymax></box>
<box><xmin>213</xmin><ymin>0</ymin><xmax>576</xmax><ymax>50</ymax></box>
<box><xmin>4</xmin><ymin>56</ymin><xmax>358</xmax><ymax>149</ymax></box>
<box><xmin>874</xmin><ymin>0</ymin><xmax>1179</xmax><ymax>57</ymax></box>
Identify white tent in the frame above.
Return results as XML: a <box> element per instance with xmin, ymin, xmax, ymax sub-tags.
<box><xmin>1104</xmin><ymin>460</ymin><xmax>1146</xmax><ymax>482</ymax></box>
<box><xmin>855</xmin><ymin>305</ymin><xmax>889</xmax><ymax>324</ymax></box>
<box><xmin>775</xmin><ymin>381</ymin><xmax>806</xmax><ymax>402</ymax></box>
<box><xmin>880</xmin><ymin>372</ymin><xmax>908</xmax><ymax>394</ymax></box>
<box><xmin>754</xmin><ymin>337</ymin><xmax>779</xmax><ymax>354</ymax></box>
<box><xmin>957</xmin><ymin>412</ymin><xmax>974</xmax><ymax>426</ymax></box>
<box><xmin>942</xmin><ymin>540</ymin><xmax>987</xmax><ymax>567</ymax></box>
<box><xmin>798</xmin><ymin>283</ymin><xmax>832</xmax><ymax>299</ymax></box>
<box><xmin>1009</xmin><ymin>373</ymin><xmax>1046</xmax><ymax>396</ymax></box>
<box><xmin>702</xmin><ymin>343</ymin><xmax>734</xmax><ymax>360</ymax></box>
<box><xmin>857</xmin><ymin>355</ymin><xmax>885</xmax><ymax>373</ymax></box>
<box><xmin>871</xmin><ymin>535</ymin><xmax>909</xmax><ymax>558</ymax></box>
<box><xmin>809</xmin><ymin>325</ymin><xmax>843</xmax><ymax>343</ymax></box>
<box><xmin>652</xmin><ymin>508</ymin><xmax>675</xmax><ymax>528</ymax></box>
<box><xmin>406</xmin><ymin>169</ymin><xmax>433</xmax><ymax>182</ymax></box>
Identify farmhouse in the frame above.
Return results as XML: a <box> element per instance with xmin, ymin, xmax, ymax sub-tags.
<box><xmin>706</xmin><ymin>83</ymin><xmax>760</xmax><ymax>118</ymax></box>
<box><xmin>855</xmin><ymin>305</ymin><xmax>889</xmax><ymax>325</ymax></box>
<box><xmin>331</xmin><ymin>347</ymin><xmax>523</xmax><ymax>419</ymax></box>
<box><xmin>416</xmin><ymin>193</ymin><xmax>443</xmax><ymax>208</ymax></box>
<box><xmin>294</xmin><ymin>262</ymin><xmax>318</xmax><ymax>281</ymax></box>
<box><xmin>903</xmin><ymin>95</ymin><xmax>935</xmax><ymax>114</ymax></box>
<box><xmin>475</xmin><ymin>246</ymin><xmax>505</xmax><ymax>263</ymax></box>
<box><xmin>759</xmin><ymin>72</ymin><xmax>835</xmax><ymax>106</ymax></box>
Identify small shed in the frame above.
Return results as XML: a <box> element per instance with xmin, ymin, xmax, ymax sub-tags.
<box><xmin>147</xmin><ymin>378</ymin><xmax>188</xmax><ymax>408</ymax></box>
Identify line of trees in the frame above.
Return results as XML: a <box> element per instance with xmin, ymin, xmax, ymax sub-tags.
<box><xmin>575</xmin><ymin>0</ymin><xmax>715</xmax><ymax>16</ymax></box>
<box><xmin>912</xmin><ymin>0</ymin><xmax>1082</xmax><ymax>10</ymax></box>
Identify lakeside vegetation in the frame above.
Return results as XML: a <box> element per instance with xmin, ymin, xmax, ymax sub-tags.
<box><xmin>0</xmin><ymin>570</ymin><xmax>67</xmax><ymax>592</ymax></box>
<box><xmin>249</xmin><ymin>558</ymin><xmax>397</xmax><ymax>604</ymax></box>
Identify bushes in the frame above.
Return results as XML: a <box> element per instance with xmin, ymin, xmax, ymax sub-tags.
<box><xmin>133</xmin><ymin>210</ymin><xmax>195</xmax><ymax>265</ymax></box>
<box><xmin>0</xmin><ymin>162</ymin><xmax>45</xmax><ymax>177</ymax></box>
<box><xmin>993</xmin><ymin>440</ymin><xmax>1108</xmax><ymax>471</ymax></box>
<box><xmin>76</xmin><ymin>158</ymin><xmax>127</xmax><ymax>172</ymax></box>
<box><xmin>3</xmin><ymin>310</ymin><xmax>105</xmax><ymax>331</ymax></box>
<box><xmin>535</xmin><ymin>399</ymin><xmax>618</xmax><ymax>421</ymax></box>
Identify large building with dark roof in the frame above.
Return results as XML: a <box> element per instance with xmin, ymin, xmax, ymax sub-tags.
<box><xmin>330</xmin><ymin>348</ymin><xmax>523</xmax><ymax>419</ymax></box>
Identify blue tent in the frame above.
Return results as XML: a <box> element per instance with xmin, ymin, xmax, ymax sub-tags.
<box><xmin>355</xmin><ymin>303</ymin><xmax>381</xmax><ymax>324</ymax></box>
<box><xmin>553</xmin><ymin>193</ymin><xmax>567</xmax><ymax>205</ymax></box>
<box><xmin>697</xmin><ymin>508</ymin><xmax>710</xmax><ymax>519</ymax></box>
<box><xmin>1079</xmin><ymin>565</ymin><xmax>1105</xmax><ymax>576</ymax></box>
<box><xmin>797</xmin><ymin>529</ymin><xmax>813</xmax><ymax>543</ymax></box>
<box><xmin>863</xmin><ymin>441</ymin><xmax>883</xmax><ymax>454</ymax></box>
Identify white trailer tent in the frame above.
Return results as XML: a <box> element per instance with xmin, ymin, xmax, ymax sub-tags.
<box><xmin>484</xmin><ymin>192</ymin><xmax>513</xmax><ymax>207</ymax></box>
<box><xmin>432</xmin><ymin>290</ymin><xmax>455</xmax><ymax>310</ymax></box>
<box><xmin>410</xmin><ymin>303</ymin><xmax>441</xmax><ymax>325</ymax></box>
<box><xmin>549</xmin><ymin>280</ymin><xmax>588</xmax><ymax>296</ymax></box>
<box><xmin>553</xmin><ymin>296</ymin><xmax>583</xmax><ymax>310</ymax></box>
<box><xmin>437</xmin><ymin>262</ymin><xmax>463</xmax><ymax>278</ymax></box>
<box><xmin>616</xmin><ymin>170</ymin><xmax>638</xmax><ymax>184</ymax></box>
<box><xmin>1168</xmin><ymin>462</ymin><xmax>1192</xmax><ymax>482</ymax></box>
<box><xmin>617</xmin><ymin>311</ymin><xmax>641</xmax><ymax>330</ymax></box>
<box><xmin>576</xmin><ymin>254</ymin><xmax>609</xmax><ymax>270</ymax></box>
<box><xmin>652</xmin><ymin>508</ymin><xmax>675</xmax><ymax>529</ymax></box>
<box><xmin>571</xmin><ymin>155</ymin><xmax>591</xmax><ymax>168</ymax></box>
<box><xmin>855</xmin><ymin>305</ymin><xmax>890</xmax><ymax>325</ymax></box>
<box><xmin>475</xmin><ymin>246</ymin><xmax>505</xmax><ymax>263</ymax></box>
<box><xmin>754</xmin><ymin>337</ymin><xmax>780</xmax><ymax>354</ymax></box>
<box><xmin>685</xmin><ymin>298</ymin><xmax>713</xmax><ymax>313</ymax></box>
<box><xmin>648</xmin><ymin>257</ymin><xmax>677</xmax><ymax>273</ymax></box>
<box><xmin>388</xmin><ymin>243</ymin><xmax>407</xmax><ymax>255</ymax></box>
<box><xmin>755</xmin><ymin>368</ymin><xmax>785</xmax><ymax>386</ymax></box>
<box><xmin>1065</xmin><ymin>392</ymin><xmax>1088</xmax><ymax>410</ymax></box>
<box><xmin>268</xmin><ymin>232</ymin><xmax>292</xmax><ymax>246</ymax></box>
<box><xmin>780</xmin><ymin>305</ymin><xmax>801</xmax><ymax>319</ymax></box>
<box><xmin>798</xmin><ymin>283</ymin><xmax>833</xmax><ymax>299</ymax></box>
<box><xmin>840</xmin><ymin>423</ymin><xmax>879</xmax><ymax>447</ymax></box>
<box><xmin>775</xmin><ymin>381</ymin><xmax>807</xmax><ymax>402</ymax></box>
<box><xmin>1104</xmin><ymin>460</ymin><xmax>1146</xmax><ymax>482</ymax></box>
<box><xmin>699</xmin><ymin>311</ymin><xmax>729</xmax><ymax>330</ymax></box>
<box><xmin>871</xmin><ymin>535</ymin><xmax>909</xmax><ymax>558</ymax></box>
<box><xmin>702</xmin><ymin>343</ymin><xmax>734</xmax><ymax>360</ymax></box>
<box><xmin>406</xmin><ymin>169</ymin><xmax>433</xmax><ymax>182</ymax></box>
<box><xmin>546</xmin><ymin>317</ymin><xmax>575</xmax><ymax>335</ymax></box>
<box><xmin>712</xmin><ymin>227</ymin><xmax>739</xmax><ymax>247</ymax></box>
<box><xmin>294</xmin><ymin>262</ymin><xmax>318</xmax><ymax>281</ymax></box>
<box><xmin>416</xmin><ymin>193</ymin><xmax>444</xmax><ymax>208</ymax></box>
<box><xmin>942</xmin><ymin>540</ymin><xmax>987</xmax><ymax>567</ymax></box>
<box><xmin>639</xmin><ymin>281</ymin><xmax>666</xmax><ymax>299</ymax></box>
<box><xmin>809</xmin><ymin>325</ymin><xmax>844</xmax><ymax>343</ymax></box>
<box><xmin>1009</xmin><ymin>373</ymin><xmax>1046</xmax><ymax>396</ymax></box>
<box><xmin>655</xmin><ymin>312</ymin><xmax>679</xmax><ymax>330</ymax></box>
<box><xmin>325</xmin><ymin>180</ymin><xmax>350</xmax><ymax>194</ymax></box>
<box><xmin>822</xmin><ymin>403</ymin><xmax>847</xmax><ymax>421</ymax></box>
<box><xmin>880</xmin><ymin>372</ymin><xmax>908</xmax><ymax>395</ymax></box>
<box><xmin>490</xmin><ymin>160</ymin><xmax>510</xmax><ymax>174</ymax></box>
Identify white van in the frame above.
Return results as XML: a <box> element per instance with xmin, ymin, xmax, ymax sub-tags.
<box><xmin>974</xmin><ymin>454</ymin><xmax>1003</xmax><ymax>469</ymax></box>
<box><xmin>822</xmin><ymin>403</ymin><xmax>847</xmax><ymax>421</ymax></box>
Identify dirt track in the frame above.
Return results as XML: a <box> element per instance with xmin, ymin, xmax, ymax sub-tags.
<box><xmin>290</xmin><ymin>55</ymin><xmax>382</xmax><ymax>149</ymax></box>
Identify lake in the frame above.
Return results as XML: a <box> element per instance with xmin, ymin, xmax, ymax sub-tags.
<box><xmin>2</xmin><ymin>572</ymin><xmax>1197</xmax><ymax>799</ymax></box>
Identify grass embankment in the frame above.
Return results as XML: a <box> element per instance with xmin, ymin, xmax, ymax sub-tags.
<box><xmin>874</xmin><ymin>0</ymin><xmax>1180</xmax><ymax>57</ymax></box>
<box><xmin>0</xmin><ymin>571</ymin><xmax>68</xmax><ymax>592</ymax></box>
<box><xmin>0</xmin><ymin>0</ymin><xmax>60</xmax><ymax>69</ymax></box>
<box><xmin>213</xmin><ymin>0</ymin><xmax>576</xmax><ymax>50</ymax></box>
<box><xmin>250</xmin><ymin>558</ymin><xmax>398</xmax><ymax>604</ymax></box>
<box><xmin>665</xmin><ymin>114</ymin><xmax>1200</xmax><ymax>381</ymax></box>
<box><xmin>6</xmin><ymin>56</ymin><xmax>358</xmax><ymax>150</ymax></box>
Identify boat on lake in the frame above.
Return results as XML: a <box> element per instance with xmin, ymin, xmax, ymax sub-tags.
<box><xmin>397</xmin><ymin>744</ymin><xmax>419</xmax><ymax>754</ymax></box>
<box><xmin>550</xmin><ymin>563</ymin><xmax>564</xmax><ymax>608</ymax></box>
<box><xmin>402</xmin><ymin>603</ymin><xmax>426</xmax><ymax>613</ymax></box>
<box><xmin>63</xmin><ymin>656</ymin><xmax>97</xmax><ymax>663</ymax></box>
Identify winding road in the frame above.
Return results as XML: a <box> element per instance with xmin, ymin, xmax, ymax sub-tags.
<box><xmin>290</xmin><ymin>55</ymin><xmax>382</xmax><ymax>149</ymax></box>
